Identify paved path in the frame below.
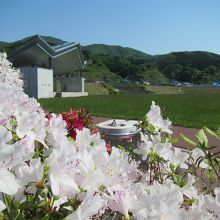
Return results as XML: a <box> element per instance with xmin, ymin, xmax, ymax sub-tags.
<box><xmin>92</xmin><ymin>116</ymin><xmax>220</xmax><ymax>154</ymax></box>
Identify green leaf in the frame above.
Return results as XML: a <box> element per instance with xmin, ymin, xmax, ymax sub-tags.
<box><xmin>170</xmin><ymin>137</ymin><xmax>179</xmax><ymax>143</ymax></box>
<box><xmin>10</xmin><ymin>119</ymin><xmax>17</xmax><ymax>127</ymax></box>
<box><xmin>203</xmin><ymin>127</ymin><xmax>220</xmax><ymax>140</ymax></box>
<box><xmin>180</xmin><ymin>133</ymin><xmax>197</xmax><ymax>147</ymax></box>
<box><xmin>196</xmin><ymin>129</ymin><xmax>208</xmax><ymax>149</ymax></box>
<box><xmin>118</xmin><ymin>145</ymin><xmax>126</xmax><ymax>152</ymax></box>
<box><xmin>148</xmin><ymin>123</ymin><xmax>155</xmax><ymax>133</ymax></box>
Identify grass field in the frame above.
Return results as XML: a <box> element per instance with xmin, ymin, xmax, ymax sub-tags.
<box><xmin>39</xmin><ymin>94</ymin><xmax>220</xmax><ymax>130</ymax></box>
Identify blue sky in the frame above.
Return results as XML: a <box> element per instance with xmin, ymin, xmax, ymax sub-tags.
<box><xmin>2</xmin><ymin>0</ymin><xmax>220</xmax><ymax>55</ymax></box>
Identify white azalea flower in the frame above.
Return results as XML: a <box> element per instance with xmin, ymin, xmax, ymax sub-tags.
<box><xmin>72</xmin><ymin>145</ymin><xmax>140</xmax><ymax>218</ymax></box>
<box><xmin>0</xmin><ymin>84</ymin><xmax>26</xmax><ymax>118</ymax></box>
<box><xmin>182</xmin><ymin>174</ymin><xmax>198</xmax><ymax>198</ymax></box>
<box><xmin>15</xmin><ymin>108</ymin><xmax>47</xmax><ymax>143</ymax></box>
<box><xmin>132</xmin><ymin>180</ymin><xmax>186</xmax><ymax>220</ymax></box>
<box><xmin>146</xmin><ymin>101</ymin><xmax>172</xmax><ymax>134</ymax></box>
<box><xmin>52</xmin><ymin>196</ymin><xmax>69</xmax><ymax>210</ymax></box>
<box><xmin>0</xmin><ymin>200</ymin><xmax>6</xmax><ymax>212</ymax></box>
<box><xmin>75</xmin><ymin>128</ymin><xmax>106</xmax><ymax>150</ymax></box>
<box><xmin>0</xmin><ymin>117</ymin><xmax>7</xmax><ymax>125</ymax></box>
<box><xmin>134</xmin><ymin>134</ymin><xmax>188</xmax><ymax>169</ymax></box>
<box><xmin>191</xmin><ymin>148</ymin><xmax>209</xmax><ymax>169</ymax></box>
<box><xmin>0</xmin><ymin>89</ymin><xmax>46</xmax><ymax>145</ymax></box>
<box><xmin>168</xmin><ymin>147</ymin><xmax>189</xmax><ymax>169</ymax></box>
<box><xmin>13</xmin><ymin>158</ymin><xmax>44</xmax><ymax>201</ymax></box>
<box><xmin>0</xmin><ymin>53</ymin><xmax>23</xmax><ymax>88</ymax></box>
<box><xmin>46</xmin><ymin>113</ymin><xmax>67</xmax><ymax>147</ymax></box>
<box><xmin>76</xmin><ymin>152</ymin><xmax>105</xmax><ymax>191</ymax></box>
<box><xmin>108</xmin><ymin>189</ymin><xmax>132</xmax><ymax>218</ymax></box>
<box><xmin>159</xmin><ymin>210</ymin><xmax>187</xmax><ymax>220</ymax></box>
<box><xmin>0</xmin><ymin>168</ymin><xmax>19</xmax><ymax>195</ymax></box>
<box><xmin>0</xmin><ymin>125</ymin><xmax>12</xmax><ymax>146</ymax></box>
<box><xmin>0</xmin><ymin>137</ymin><xmax>35</xmax><ymax>169</ymax></box>
<box><xmin>0</xmin><ymin>125</ymin><xmax>15</xmax><ymax>165</ymax></box>
<box><xmin>75</xmin><ymin>147</ymin><xmax>114</xmax><ymax>191</ymax></box>
<box><xmin>47</xmin><ymin>145</ymin><xmax>79</xmax><ymax>198</ymax></box>
<box><xmin>134</xmin><ymin>134</ymin><xmax>168</xmax><ymax>161</ymax></box>
<box><xmin>66</xmin><ymin>194</ymin><xmax>106</xmax><ymax>220</ymax></box>
<box><xmin>187</xmin><ymin>194</ymin><xmax>216</xmax><ymax>220</ymax></box>
<box><xmin>133</xmin><ymin>137</ymin><xmax>153</xmax><ymax>160</ymax></box>
<box><xmin>204</xmin><ymin>187</ymin><xmax>220</xmax><ymax>219</ymax></box>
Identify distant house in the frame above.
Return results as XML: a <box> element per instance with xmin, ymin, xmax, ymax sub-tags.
<box><xmin>8</xmin><ymin>35</ymin><xmax>88</xmax><ymax>98</ymax></box>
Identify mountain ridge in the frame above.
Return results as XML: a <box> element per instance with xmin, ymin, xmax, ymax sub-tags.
<box><xmin>1</xmin><ymin>35</ymin><xmax>220</xmax><ymax>57</ymax></box>
<box><xmin>82</xmin><ymin>44</ymin><xmax>152</xmax><ymax>59</ymax></box>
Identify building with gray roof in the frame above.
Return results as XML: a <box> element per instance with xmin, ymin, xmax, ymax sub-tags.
<box><xmin>8</xmin><ymin>35</ymin><xmax>88</xmax><ymax>98</ymax></box>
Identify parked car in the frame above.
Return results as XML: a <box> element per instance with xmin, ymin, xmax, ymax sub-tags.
<box><xmin>142</xmin><ymin>81</ymin><xmax>150</xmax><ymax>86</ymax></box>
<box><xmin>169</xmin><ymin>81</ymin><xmax>181</xmax><ymax>87</ymax></box>
<box><xmin>182</xmin><ymin>82</ymin><xmax>193</xmax><ymax>87</ymax></box>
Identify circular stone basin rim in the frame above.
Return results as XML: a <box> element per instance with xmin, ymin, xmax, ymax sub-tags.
<box><xmin>107</xmin><ymin>123</ymin><xmax>126</xmax><ymax>127</ymax></box>
<box><xmin>97</xmin><ymin>119</ymin><xmax>141</xmax><ymax>135</ymax></box>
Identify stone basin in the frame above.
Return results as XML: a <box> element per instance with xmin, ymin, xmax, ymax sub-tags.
<box><xmin>97</xmin><ymin>119</ymin><xmax>141</xmax><ymax>136</ymax></box>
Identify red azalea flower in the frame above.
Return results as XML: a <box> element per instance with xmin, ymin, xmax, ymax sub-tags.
<box><xmin>105</xmin><ymin>143</ymin><xmax>112</xmax><ymax>154</ymax></box>
<box><xmin>90</xmin><ymin>128</ymin><xmax>99</xmax><ymax>135</ymax></box>
<box><xmin>67</xmin><ymin>108</ymin><xmax>78</xmax><ymax>120</ymax></box>
<box><xmin>61</xmin><ymin>108</ymin><xmax>93</xmax><ymax>140</ymax></box>
<box><xmin>62</xmin><ymin>114</ymin><xmax>72</xmax><ymax>128</ymax></box>
<box><xmin>45</xmin><ymin>113</ymin><xmax>52</xmax><ymax>126</ymax></box>
<box><xmin>69</xmin><ymin>129</ymin><xmax>77</xmax><ymax>140</ymax></box>
<box><xmin>73</xmin><ymin>118</ymin><xmax>85</xmax><ymax>131</ymax></box>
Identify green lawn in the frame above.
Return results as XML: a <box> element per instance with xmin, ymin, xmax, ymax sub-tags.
<box><xmin>39</xmin><ymin>94</ymin><xmax>220</xmax><ymax>130</ymax></box>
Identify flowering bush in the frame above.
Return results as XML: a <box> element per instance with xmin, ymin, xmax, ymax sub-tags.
<box><xmin>0</xmin><ymin>52</ymin><xmax>220</xmax><ymax>219</ymax></box>
<box><xmin>45</xmin><ymin>108</ymin><xmax>93</xmax><ymax>140</ymax></box>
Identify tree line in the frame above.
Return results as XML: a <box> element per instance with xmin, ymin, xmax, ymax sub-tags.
<box><xmin>83</xmin><ymin>50</ymin><xmax>220</xmax><ymax>84</ymax></box>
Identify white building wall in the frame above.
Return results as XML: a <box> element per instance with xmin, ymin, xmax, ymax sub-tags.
<box><xmin>20</xmin><ymin>67</ymin><xmax>38</xmax><ymax>98</ymax></box>
<box><xmin>82</xmin><ymin>77</ymin><xmax>85</xmax><ymax>92</ymax></box>
<box><xmin>37</xmin><ymin>68</ymin><xmax>54</xmax><ymax>98</ymax></box>
<box><xmin>20</xmin><ymin>67</ymin><xmax>87</xmax><ymax>98</ymax></box>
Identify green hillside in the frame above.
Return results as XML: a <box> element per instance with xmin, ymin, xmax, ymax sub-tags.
<box><xmin>83</xmin><ymin>60</ymin><xmax>121</xmax><ymax>82</ymax></box>
<box><xmin>82</xmin><ymin>44</ymin><xmax>151</xmax><ymax>59</ymax></box>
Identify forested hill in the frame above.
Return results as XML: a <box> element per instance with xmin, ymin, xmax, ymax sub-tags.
<box><xmin>82</xmin><ymin>44</ymin><xmax>151</xmax><ymax>59</ymax></box>
<box><xmin>83</xmin><ymin>48</ymin><xmax>220</xmax><ymax>83</ymax></box>
<box><xmin>1</xmin><ymin>35</ymin><xmax>220</xmax><ymax>83</ymax></box>
<box><xmin>153</xmin><ymin>51</ymin><xmax>220</xmax><ymax>83</ymax></box>
<box><xmin>155</xmin><ymin>51</ymin><xmax>220</xmax><ymax>69</ymax></box>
